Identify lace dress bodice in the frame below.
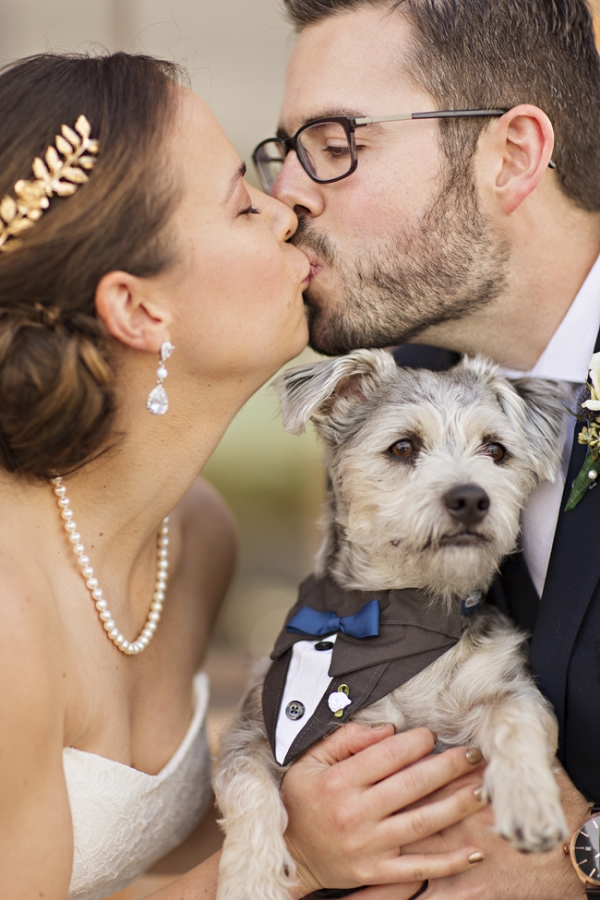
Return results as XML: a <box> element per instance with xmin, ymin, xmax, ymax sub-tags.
<box><xmin>63</xmin><ymin>671</ymin><xmax>212</xmax><ymax>900</ymax></box>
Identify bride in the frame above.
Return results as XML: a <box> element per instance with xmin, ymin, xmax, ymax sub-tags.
<box><xmin>0</xmin><ymin>51</ymin><xmax>487</xmax><ymax>900</ymax></box>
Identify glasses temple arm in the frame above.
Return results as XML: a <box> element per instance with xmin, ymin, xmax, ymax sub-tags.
<box><xmin>352</xmin><ymin>110</ymin><xmax>555</xmax><ymax>168</ymax></box>
<box><xmin>354</xmin><ymin>109</ymin><xmax>509</xmax><ymax>127</ymax></box>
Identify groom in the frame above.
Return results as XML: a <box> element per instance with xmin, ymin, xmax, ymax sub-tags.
<box><xmin>254</xmin><ymin>0</ymin><xmax>600</xmax><ymax>896</ymax></box>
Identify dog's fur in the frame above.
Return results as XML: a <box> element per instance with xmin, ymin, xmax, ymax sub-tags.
<box><xmin>214</xmin><ymin>351</ymin><xmax>570</xmax><ymax>900</ymax></box>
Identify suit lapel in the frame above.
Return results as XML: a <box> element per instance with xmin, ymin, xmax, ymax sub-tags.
<box><xmin>529</xmin><ymin>329</ymin><xmax>600</xmax><ymax>747</ymax></box>
<box><xmin>489</xmin><ymin>549</ymin><xmax>540</xmax><ymax>634</ymax></box>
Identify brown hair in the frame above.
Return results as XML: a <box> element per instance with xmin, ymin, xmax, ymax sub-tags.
<box><xmin>0</xmin><ymin>52</ymin><xmax>184</xmax><ymax>478</ymax></box>
<box><xmin>282</xmin><ymin>0</ymin><xmax>600</xmax><ymax>212</ymax></box>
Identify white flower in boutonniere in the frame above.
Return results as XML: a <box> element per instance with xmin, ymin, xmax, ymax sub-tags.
<box><xmin>566</xmin><ymin>353</ymin><xmax>600</xmax><ymax>511</ymax></box>
<box><xmin>582</xmin><ymin>352</ymin><xmax>600</xmax><ymax>411</ymax></box>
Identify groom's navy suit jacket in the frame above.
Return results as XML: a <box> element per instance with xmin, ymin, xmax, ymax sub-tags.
<box><xmin>392</xmin><ymin>340</ymin><xmax>600</xmax><ymax>802</ymax></box>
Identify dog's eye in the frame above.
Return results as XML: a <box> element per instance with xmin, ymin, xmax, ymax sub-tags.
<box><xmin>483</xmin><ymin>442</ymin><xmax>507</xmax><ymax>463</ymax></box>
<box><xmin>389</xmin><ymin>439</ymin><xmax>416</xmax><ymax>459</ymax></box>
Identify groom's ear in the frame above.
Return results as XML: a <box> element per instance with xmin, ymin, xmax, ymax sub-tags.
<box><xmin>275</xmin><ymin>349</ymin><xmax>398</xmax><ymax>444</ymax></box>
<box><xmin>477</xmin><ymin>104</ymin><xmax>555</xmax><ymax>215</ymax></box>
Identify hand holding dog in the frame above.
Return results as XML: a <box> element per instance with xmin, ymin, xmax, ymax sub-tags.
<box><xmin>281</xmin><ymin>723</ymin><xmax>487</xmax><ymax>898</ymax></box>
<box><xmin>353</xmin><ymin>764</ymin><xmax>590</xmax><ymax>900</ymax></box>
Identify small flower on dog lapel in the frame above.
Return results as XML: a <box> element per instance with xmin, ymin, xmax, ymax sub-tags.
<box><xmin>329</xmin><ymin>683</ymin><xmax>352</xmax><ymax>718</ymax></box>
<box><xmin>566</xmin><ymin>352</ymin><xmax>600</xmax><ymax>511</ymax></box>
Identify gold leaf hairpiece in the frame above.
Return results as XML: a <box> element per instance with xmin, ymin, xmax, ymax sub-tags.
<box><xmin>0</xmin><ymin>115</ymin><xmax>99</xmax><ymax>253</ymax></box>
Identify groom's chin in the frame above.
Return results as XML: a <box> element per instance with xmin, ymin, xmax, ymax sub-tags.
<box><xmin>302</xmin><ymin>293</ymin><xmax>356</xmax><ymax>356</ymax></box>
<box><xmin>306</xmin><ymin>312</ymin><xmax>352</xmax><ymax>357</ymax></box>
<box><xmin>307</xmin><ymin>310</ymin><xmax>401</xmax><ymax>357</ymax></box>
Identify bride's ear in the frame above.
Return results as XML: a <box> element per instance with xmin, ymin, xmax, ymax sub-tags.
<box><xmin>95</xmin><ymin>270</ymin><xmax>172</xmax><ymax>353</ymax></box>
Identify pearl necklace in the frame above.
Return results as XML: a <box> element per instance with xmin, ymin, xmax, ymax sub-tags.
<box><xmin>51</xmin><ymin>476</ymin><xmax>169</xmax><ymax>655</ymax></box>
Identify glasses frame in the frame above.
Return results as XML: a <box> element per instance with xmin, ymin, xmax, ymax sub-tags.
<box><xmin>253</xmin><ymin>108</ymin><xmax>556</xmax><ymax>190</ymax></box>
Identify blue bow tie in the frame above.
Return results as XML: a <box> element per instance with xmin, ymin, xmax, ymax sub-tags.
<box><xmin>286</xmin><ymin>599</ymin><xmax>380</xmax><ymax>640</ymax></box>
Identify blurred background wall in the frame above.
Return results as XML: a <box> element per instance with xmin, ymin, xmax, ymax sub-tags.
<box><xmin>0</xmin><ymin>0</ymin><xmax>295</xmax><ymax>163</ymax></box>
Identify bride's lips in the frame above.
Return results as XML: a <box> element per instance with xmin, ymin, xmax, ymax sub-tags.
<box><xmin>290</xmin><ymin>245</ymin><xmax>311</xmax><ymax>286</ymax></box>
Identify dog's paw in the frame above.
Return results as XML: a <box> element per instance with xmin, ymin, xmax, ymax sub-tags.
<box><xmin>487</xmin><ymin>766</ymin><xmax>569</xmax><ymax>852</ymax></box>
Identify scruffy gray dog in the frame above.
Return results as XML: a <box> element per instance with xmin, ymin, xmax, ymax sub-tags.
<box><xmin>214</xmin><ymin>349</ymin><xmax>569</xmax><ymax>900</ymax></box>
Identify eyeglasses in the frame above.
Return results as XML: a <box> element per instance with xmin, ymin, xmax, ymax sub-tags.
<box><xmin>253</xmin><ymin>109</ymin><xmax>557</xmax><ymax>192</ymax></box>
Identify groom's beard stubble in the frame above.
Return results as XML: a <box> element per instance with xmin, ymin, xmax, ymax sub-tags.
<box><xmin>293</xmin><ymin>173</ymin><xmax>510</xmax><ymax>356</ymax></box>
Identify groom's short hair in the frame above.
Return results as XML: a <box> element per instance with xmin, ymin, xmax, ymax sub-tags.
<box><xmin>282</xmin><ymin>0</ymin><xmax>600</xmax><ymax>213</ymax></box>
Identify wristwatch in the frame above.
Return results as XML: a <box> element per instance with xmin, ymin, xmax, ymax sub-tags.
<box><xmin>566</xmin><ymin>804</ymin><xmax>600</xmax><ymax>896</ymax></box>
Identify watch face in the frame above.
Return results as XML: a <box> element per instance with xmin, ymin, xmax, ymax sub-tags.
<box><xmin>574</xmin><ymin>818</ymin><xmax>600</xmax><ymax>884</ymax></box>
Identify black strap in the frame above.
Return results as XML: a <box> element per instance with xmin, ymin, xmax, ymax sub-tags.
<box><xmin>392</xmin><ymin>344</ymin><xmax>460</xmax><ymax>372</ymax></box>
<box><xmin>312</xmin><ymin>890</ymin><xmax>364</xmax><ymax>898</ymax></box>
<box><xmin>311</xmin><ymin>882</ymin><xmax>428</xmax><ymax>899</ymax></box>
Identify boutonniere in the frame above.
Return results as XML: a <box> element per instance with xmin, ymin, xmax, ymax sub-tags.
<box><xmin>565</xmin><ymin>352</ymin><xmax>600</xmax><ymax>511</ymax></box>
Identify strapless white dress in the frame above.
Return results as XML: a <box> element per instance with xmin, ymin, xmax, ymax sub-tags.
<box><xmin>63</xmin><ymin>671</ymin><xmax>212</xmax><ymax>900</ymax></box>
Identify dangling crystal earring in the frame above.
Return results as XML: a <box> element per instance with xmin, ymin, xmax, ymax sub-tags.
<box><xmin>146</xmin><ymin>341</ymin><xmax>174</xmax><ymax>416</ymax></box>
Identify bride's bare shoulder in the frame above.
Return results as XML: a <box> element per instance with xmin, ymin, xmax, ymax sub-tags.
<box><xmin>0</xmin><ymin>480</ymin><xmax>69</xmax><ymax>668</ymax></box>
<box><xmin>0</xmin><ymin>521</ymin><xmax>68</xmax><ymax>676</ymax></box>
<box><xmin>0</xmin><ymin>531</ymin><xmax>73</xmax><ymax>891</ymax></box>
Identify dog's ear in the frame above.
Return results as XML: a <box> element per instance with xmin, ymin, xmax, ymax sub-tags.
<box><xmin>458</xmin><ymin>355</ymin><xmax>566</xmax><ymax>483</ymax></box>
<box><xmin>499</xmin><ymin>376</ymin><xmax>567</xmax><ymax>482</ymax></box>
<box><xmin>275</xmin><ymin>349</ymin><xmax>398</xmax><ymax>439</ymax></box>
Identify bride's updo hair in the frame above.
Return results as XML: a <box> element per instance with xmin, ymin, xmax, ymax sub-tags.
<box><xmin>0</xmin><ymin>52</ymin><xmax>183</xmax><ymax>478</ymax></box>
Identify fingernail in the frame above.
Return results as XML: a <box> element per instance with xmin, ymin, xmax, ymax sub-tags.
<box><xmin>466</xmin><ymin>747</ymin><xmax>483</xmax><ymax>765</ymax></box>
<box><xmin>474</xmin><ymin>786</ymin><xmax>486</xmax><ymax>803</ymax></box>
<box><xmin>468</xmin><ymin>851</ymin><xmax>484</xmax><ymax>865</ymax></box>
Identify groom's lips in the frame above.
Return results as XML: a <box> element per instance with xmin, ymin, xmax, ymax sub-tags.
<box><xmin>297</xmin><ymin>249</ymin><xmax>323</xmax><ymax>282</ymax></box>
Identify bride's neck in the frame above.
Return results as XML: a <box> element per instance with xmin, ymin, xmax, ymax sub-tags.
<box><xmin>4</xmin><ymin>373</ymin><xmax>249</xmax><ymax>578</ymax></box>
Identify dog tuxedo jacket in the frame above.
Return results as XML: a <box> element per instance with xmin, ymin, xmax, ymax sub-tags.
<box><xmin>262</xmin><ymin>575</ymin><xmax>480</xmax><ymax>766</ymax></box>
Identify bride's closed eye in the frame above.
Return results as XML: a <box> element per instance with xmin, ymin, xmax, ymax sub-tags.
<box><xmin>239</xmin><ymin>204</ymin><xmax>261</xmax><ymax>216</ymax></box>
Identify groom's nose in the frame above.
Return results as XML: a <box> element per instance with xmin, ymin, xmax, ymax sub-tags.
<box><xmin>270</xmin><ymin>151</ymin><xmax>325</xmax><ymax>219</ymax></box>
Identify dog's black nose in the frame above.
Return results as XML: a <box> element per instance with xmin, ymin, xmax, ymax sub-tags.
<box><xmin>443</xmin><ymin>484</ymin><xmax>490</xmax><ymax>525</ymax></box>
